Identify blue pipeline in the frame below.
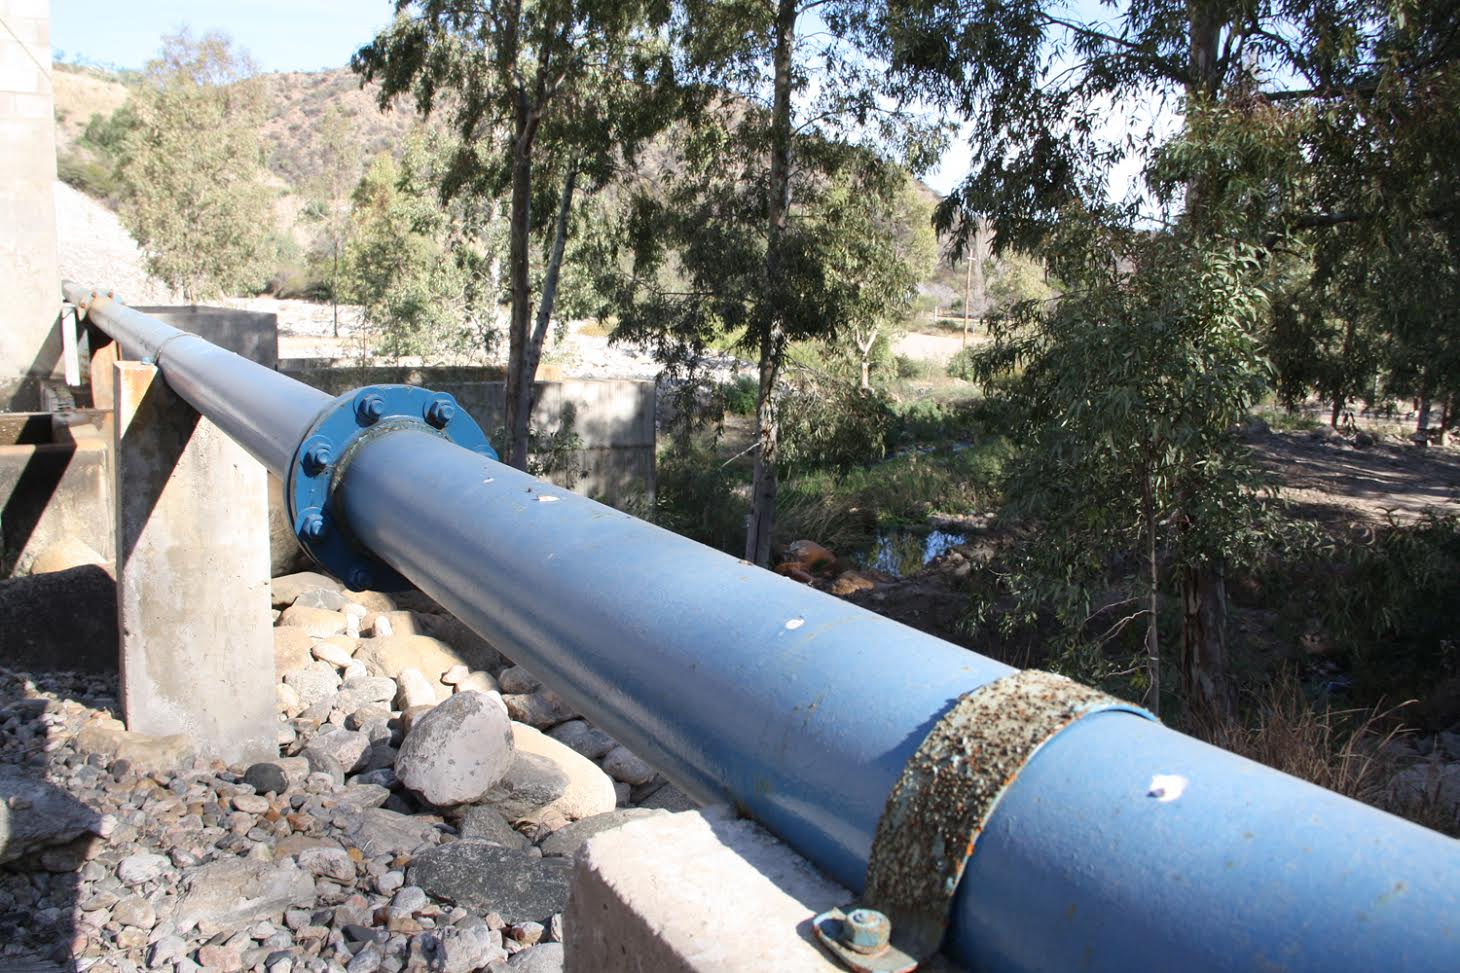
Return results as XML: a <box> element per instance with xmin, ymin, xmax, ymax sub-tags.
<box><xmin>69</xmin><ymin>286</ymin><xmax>1460</xmax><ymax>972</ymax></box>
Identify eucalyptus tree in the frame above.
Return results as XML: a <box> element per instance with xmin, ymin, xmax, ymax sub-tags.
<box><xmin>118</xmin><ymin>30</ymin><xmax>274</xmax><ymax>301</ymax></box>
<box><xmin>353</xmin><ymin>0</ymin><xmax>680</xmax><ymax>469</ymax></box>
<box><xmin>597</xmin><ymin>0</ymin><xmax>945</xmax><ymax>565</ymax></box>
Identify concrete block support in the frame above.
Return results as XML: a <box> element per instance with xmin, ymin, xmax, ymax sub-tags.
<box><xmin>565</xmin><ymin>810</ymin><xmax>855</xmax><ymax>973</ymax></box>
<box><xmin>113</xmin><ymin>361</ymin><xmax>276</xmax><ymax>765</ymax></box>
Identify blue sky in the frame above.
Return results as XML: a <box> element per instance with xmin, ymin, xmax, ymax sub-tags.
<box><xmin>51</xmin><ymin>1</ymin><xmax>399</xmax><ymax>75</ymax></box>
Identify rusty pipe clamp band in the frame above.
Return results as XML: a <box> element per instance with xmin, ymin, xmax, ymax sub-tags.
<box><xmin>814</xmin><ymin>670</ymin><xmax>1154</xmax><ymax>972</ymax></box>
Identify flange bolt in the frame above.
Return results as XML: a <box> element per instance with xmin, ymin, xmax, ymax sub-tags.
<box><xmin>841</xmin><ymin>908</ymin><xmax>891</xmax><ymax>955</ymax></box>
<box><xmin>303</xmin><ymin>443</ymin><xmax>333</xmax><ymax>475</ymax></box>
<box><xmin>300</xmin><ymin>513</ymin><xmax>326</xmax><ymax>541</ymax></box>
<box><xmin>425</xmin><ymin>397</ymin><xmax>457</xmax><ymax>429</ymax></box>
<box><xmin>355</xmin><ymin>393</ymin><xmax>386</xmax><ymax>425</ymax></box>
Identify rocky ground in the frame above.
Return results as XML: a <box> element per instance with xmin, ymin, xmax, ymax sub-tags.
<box><xmin>0</xmin><ymin>572</ymin><xmax>697</xmax><ymax>973</ymax></box>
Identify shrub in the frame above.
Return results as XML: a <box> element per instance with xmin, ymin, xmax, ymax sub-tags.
<box><xmin>720</xmin><ymin>374</ymin><xmax>759</xmax><ymax>416</ymax></box>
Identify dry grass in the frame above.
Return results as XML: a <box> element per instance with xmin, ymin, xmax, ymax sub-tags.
<box><xmin>1187</xmin><ymin>671</ymin><xmax>1460</xmax><ymax>836</ymax></box>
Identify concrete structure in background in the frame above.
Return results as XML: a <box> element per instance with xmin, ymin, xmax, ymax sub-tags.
<box><xmin>0</xmin><ymin>410</ymin><xmax>111</xmax><ymax>575</ymax></box>
<box><xmin>566</xmin><ymin>810</ymin><xmax>856</xmax><ymax>973</ymax></box>
<box><xmin>113</xmin><ymin>361</ymin><xmax>276</xmax><ymax>765</ymax></box>
<box><xmin>284</xmin><ymin>365</ymin><xmax>657</xmax><ymax>504</ymax></box>
<box><xmin>134</xmin><ymin>305</ymin><xmax>280</xmax><ymax>371</ymax></box>
<box><xmin>0</xmin><ymin>0</ymin><xmax>62</xmax><ymax>411</ymax></box>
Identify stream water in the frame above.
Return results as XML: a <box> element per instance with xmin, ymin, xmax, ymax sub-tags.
<box><xmin>860</xmin><ymin>528</ymin><xmax>967</xmax><ymax>578</ymax></box>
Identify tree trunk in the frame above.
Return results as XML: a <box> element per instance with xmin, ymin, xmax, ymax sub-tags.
<box><xmin>505</xmin><ymin>104</ymin><xmax>536</xmax><ymax>470</ymax></box>
<box><xmin>1330</xmin><ymin>395</ymin><xmax>1343</xmax><ymax>428</ymax></box>
<box><xmin>1416</xmin><ymin>390</ymin><xmax>1432</xmax><ymax>439</ymax></box>
<box><xmin>744</xmin><ymin>0</ymin><xmax>796</xmax><ymax>567</ymax></box>
<box><xmin>1181</xmin><ymin>562</ymin><xmax>1233</xmax><ymax>720</ymax></box>
<box><xmin>332</xmin><ymin>242</ymin><xmax>341</xmax><ymax>339</ymax></box>
<box><xmin>962</xmin><ymin>253</ymin><xmax>972</xmax><ymax>349</ymax></box>
<box><xmin>1139</xmin><ymin>467</ymin><xmax>1161</xmax><ymax>718</ymax></box>
<box><xmin>512</xmin><ymin>165</ymin><xmax>579</xmax><ymax>470</ymax></box>
<box><xmin>860</xmin><ymin>357</ymin><xmax>871</xmax><ymax>391</ymax></box>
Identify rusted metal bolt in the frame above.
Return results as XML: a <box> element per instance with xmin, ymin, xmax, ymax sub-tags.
<box><xmin>841</xmin><ymin>908</ymin><xmax>891</xmax><ymax>955</ymax></box>
<box><xmin>424</xmin><ymin>398</ymin><xmax>456</xmax><ymax>429</ymax></box>
<box><xmin>356</xmin><ymin>393</ymin><xmax>386</xmax><ymax>424</ymax></box>
<box><xmin>300</xmin><ymin>513</ymin><xmax>326</xmax><ymax>541</ymax></box>
<box><xmin>303</xmin><ymin>443</ymin><xmax>333</xmax><ymax>474</ymax></box>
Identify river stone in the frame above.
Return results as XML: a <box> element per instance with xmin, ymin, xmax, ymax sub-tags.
<box><xmin>0</xmin><ymin>770</ymin><xmax>100</xmax><ymax>863</ymax></box>
<box><xmin>503</xmin><ymin>690</ymin><xmax>576</xmax><ymax>729</ymax></box>
<box><xmin>342</xmin><ymin>807</ymin><xmax>439</xmax><ymax>858</ymax></box>
<box><xmin>272</xmin><ymin>571</ymin><xmax>343</xmax><ymax>607</ymax></box>
<box><xmin>407</xmin><ymin>841</ymin><xmax>573</xmax><ymax>924</ymax></box>
<box><xmin>457</xmin><ymin>671</ymin><xmax>499</xmax><ymax>695</ymax></box>
<box><xmin>354</xmin><ymin>634</ymin><xmax>467</xmax><ymax>686</ymax></box>
<box><xmin>538</xmin><ymin>808</ymin><xmax>665</xmax><ymax>859</ymax></box>
<box><xmin>480</xmin><ymin>753</ymin><xmax>570</xmax><ymax>822</ymax></box>
<box><xmin>306</xmin><ymin>729</ymin><xmax>371</xmax><ymax>774</ymax></box>
<box><xmin>176</xmin><ymin>856</ymin><xmax>316</xmax><ymax>937</ymax></box>
<box><xmin>294</xmin><ymin>588</ymin><xmax>349</xmax><ymax>612</ymax></box>
<box><xmin>279</xmin><ymin>604</ymin><xmax>348</xmax><ymax>638</ymax></box>
<box><xmin>508</xmin><ymin>943</ymin><xmax>565</xmax><ymax>972</ymax></box>
<box><xmin>510</xmin><ymin>723</ymin><xmax>615</xmax><ymax>822</ymax></box>
<box><xmin>273</xmin><ymin>627</ymin><xmax>315</xmax><ymax>678</ymax></box>
<box><xmin>546</xmin><ymin>721</ymin><xmax>614</xmax><ymax>761</ymax></box>
<box><xmin>601</xmin><ymin>746</ymin><xmax>656</xmax><ymax>786</ymax></box>
<box><xmin>498</xmin><ymin>666</ymin><xmax>541</xmax><ymax>695</ymax></box>
<box><xmin>243</xmin><ymin>763</ymin><xmax>289</xmax><ymax>796</ymax></box>
<box><xmin>284</xmin><ymin>664</ymin><xmax>341</xmax><ymax>708</ymax></box>
<box><xmin>457</xmin><ymin>805</ymin><xmax>529</xmax><ymax>849</ymax></box>
<box><xmin>396</xmin><ymin>690</ymin><xmax>515</xmax><ymax>807</ymax></box>
<box><xmin>396</xmin><ymin>667</ymin><xmax>441</xmax><ymax>710</ymax></box>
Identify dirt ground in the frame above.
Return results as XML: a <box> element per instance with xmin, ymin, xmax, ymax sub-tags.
<box><xmin>1252</xmin><ymin>429</ymin><xmax>1460</xmax><ymax>526</ymax></box>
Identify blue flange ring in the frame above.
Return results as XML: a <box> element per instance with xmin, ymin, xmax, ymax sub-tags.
<box><xmin>285</xmin><ymin>384</ymin><xmax>498</xmax><ymax>592</ymax></box>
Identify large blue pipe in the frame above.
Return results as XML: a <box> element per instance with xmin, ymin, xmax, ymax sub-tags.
<box><xmin>70</xmin><ymin>285</ymin><xmax>1460</xmax><ymax>972</ymax></box>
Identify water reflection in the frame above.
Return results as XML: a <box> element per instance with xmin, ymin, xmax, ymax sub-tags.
<box><xmin>863</xmin><ymin>529</ymin><xmax>966</xmax><ymax>577</ymax></box>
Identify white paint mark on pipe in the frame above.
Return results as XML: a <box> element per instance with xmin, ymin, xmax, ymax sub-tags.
<box><xmin>1147</xmin><ymin>774</ymin><xmax>1188</xmax><ymax>802</ymax></box>
<box><xmin>536</xmin><ymin>495</ymin><xmax>560</xmax><ymax>503</ymax></box>
<box><xmin>785</xmin><ymin>617</ymin><xmax>805</xmax><ymax>630</ymax></box>
<box><xmin>482</xmin><ymin>477</ymin><xmax>495</xmax><ymax>485</ymax></box>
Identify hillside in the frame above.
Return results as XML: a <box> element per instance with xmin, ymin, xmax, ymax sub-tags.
<box><xmin>52</xmin><ymin>63</ymin><xmax>423</xmax><ymax>193</ymax></box>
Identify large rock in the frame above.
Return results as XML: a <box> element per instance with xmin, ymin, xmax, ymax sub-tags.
<box><xmin>480</xmin><ymin>752</ymin><xmax>570</xmax><ymax>822</ymax></box>
<box><xmin>355</xmin><ymin>635</ymin><xmax>465</xmax><ymax>685</ymax></box>
<box><xmin>538</xmin><ymin>808</ymin><xmax>665</xmax><ymax>859</ymax></box>
<box><xmin>0</xmin><ymin>770</ymin><xmax>101</xmax><ymax>863</ymax></box>
<box><xmin>175</xmin><ymin>856</ymin><xmax>316</xmax><ymax>937</ymax></box>
<box><xmin>510</xmin><ymin>723</ymin><xmax>616</xmax><ymax>822</ymax></box>
<box><xmin>498</xmin><ymin>666</ymin><xmax>541</xmax><ymax>695</ymax></box>
<box><xmin>1389</xmin><ymin>762</ymin><xmax>1460</xmax><ymax>813</ymax></box>
<box><xmin>508</xmin><ymin>943</ymin><xmax>564</xmax><ymax>972</ymax></box>
<box><xmin>396</xmin><ymin>666</ymin><xmax>443</xmax><ymax>710</ymax></box>
<box><xmin>72</xmin><ymin>718</ymin><xmax>195</xmax><ymax>774</ymax></box>
<box><xmin>415</xmin><ymin>613</ymin><xmax>506</xmax><ymax>672</ymax></box>
<box><xmin>407</xmin><ymin>840</ymin><xmax>573</xmax><ymax>924</ymax></box>
<box><xmin>28</xmin><ymin>537</ymin><xmax>109</xmax><ymax>575</ymax></box>
<box><xmin>271</xmin><ymin>571</ymin><xmax>342</xmax><ymax>608</ymax></box>
<box><xmin>395</xmin><ymin>691</ymin><xmax>515</xmax><ymax>807</ymax></box>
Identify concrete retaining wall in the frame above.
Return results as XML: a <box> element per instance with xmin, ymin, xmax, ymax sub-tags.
<box><xmin>282</xmin><ymin>366</ymin><xmax>656</xmax><ymax>505</ymax></box>
<box><xmin>0</xmin><ymin>411</ymin><xmax>111</xmax><ymax>576</ymax></box>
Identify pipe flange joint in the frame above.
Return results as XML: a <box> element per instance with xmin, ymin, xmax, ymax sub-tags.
<box><xmin>285</xmin><ymin>384</ymin><xmax>498</xmax><ymax>592</ymax></box>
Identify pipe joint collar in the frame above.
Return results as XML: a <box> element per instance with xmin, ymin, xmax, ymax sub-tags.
<box><xmin>815</xmin><ymin>670</ymin><xmax>1154</xmax><ymax>970</ymax></box>
<box><xmin>285</xmin><ymin>384</ymin><xmax>497</xmax><ymax>592</ymax></box>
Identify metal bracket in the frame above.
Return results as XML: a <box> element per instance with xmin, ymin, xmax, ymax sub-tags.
<box><xmin>285</xmin><ymin>384</ymin><xmax>497</xmax><ymax>591</ymax></box>
<box><xmin>813</xmin><ymin>670</ymin><xmax>1154</xmax><ymax>970</ymax></box>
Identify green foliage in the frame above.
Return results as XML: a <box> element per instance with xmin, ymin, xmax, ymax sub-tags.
<box><xmin>341</xmin><ymin>134</ymin><xmax>499</xmax><ymax>361</ymax></box>
<box><xmin>653</xmin><ymin>446</ymin><xmax>748</xmax><ymax>554</ymax></box>
<box><xmin>720</xmin><ymin>375</ymin><xmax>759</xmax><ymax>416</ymax></box>
<box><xmin>117</xmin><ymin>30</ymin><xmax>275</xmax><ymax>301</ymax></box>
<box><xmin>944</xmin><ymin>348</ymin><xmax>978</xmax><ymax>382</ymax></box>
<box><xmin>1320</xmin><ymin>517</ymin><xmax>1460</xmax><ymax>705</ymax></box>
<box><xmin>57</xmin><ymin>105</ymin><xmax>139</xmax><ymax>201</ymax></box>
<box><xmin>777</xmin><ymin>377</ymin><xmax>894</xmax><ymax>477</ymax></box>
